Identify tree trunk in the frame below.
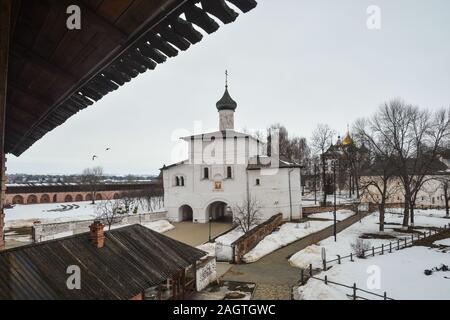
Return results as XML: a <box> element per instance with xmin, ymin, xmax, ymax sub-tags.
<box><xmin>321</xmin><ymin>158</ymin><xmax>327</xmax><ymax>204</ymax></box>
<box><xmin>445</xmin><ymin>197</ymin><xmax>449</xmax><ymax>218</ymax></box>
<box><xmin>410</xmin><ymin>201</ymin><xmax>415</xmax><ymax>226</ymax></box>
<box><xmin>402</xmin><ymin>195</ymin><xmax>410</xmax><ymax>228</ymax></box>
<box><xmin>379</xmin><ymin>202</ymin><xmax>385</xmax><ymax>232</ymax></box>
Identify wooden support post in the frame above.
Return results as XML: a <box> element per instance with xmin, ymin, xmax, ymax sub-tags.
<box><xmin>389</xmin><ymin>242</ymin><xmax>392</xmax><ymax>253</ymax></box>
<box><xmin>381</xmin><ymin>244</ymin><xmax>384</xmax><ymax>255</ymax></box>
<box><xmin>350</xmin><ymin>252</ymin><xmax>353</xmax><ymax>262</ymax></box>
<box><xmin>397</xmin><ymin>239</ymin><xmax>400</xmax><ymax>250</ymax></box>
<box><xmin>300</xmin><ymin>269</ymin><xmax>304</xmax><ymax>285</ymax></box>
<box><xmin>353</xmin><ymin>283</ymin><xmax>357</xmax><ymax>300</ymax></box>
<box><xmin>0</xmin><ymin>0</ymin><xmax>12</xmax><ymax>250</ymax></box>
<box><xmin>309</xmin><ymin>264</ymin><xmax>313</xmax><ymax>277</ymax></box>
<box><xmin>337</xmin><ymin>255</ymin><xmax>341</xmax><ymax>264</ymax></box>
<box><xmin>322</xmin><ymin>259</ymin><xmax>326</xmax><ymax>271</ymax></box>
<box><xmin>324</xmin><ymin>275</ymin><xmax>328</xmax><ymax>285</ymax></box>
<box><xmin>384</xmin><ymin>292</ymin><xmax>387</xmax><ymax>300</ymax></box>
<box><xmin>372</xmin><ymin>246</ymin><xmax>375</xmax><ymax>257</ymax></box>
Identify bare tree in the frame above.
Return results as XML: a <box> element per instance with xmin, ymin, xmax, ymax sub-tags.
<box><xmin>355</xmin><ymin>118</ymin><xmax>400</xmax><ymax>231</ymax></box>
<box><xmin>437</xmin><ymin>176</ymin><xmax>450</xmax><ymax>217</ymax></box>
<box><xmin>81</xmin><ymin>166</ymin><xmax>104</xmax><ymax>204</ymax></box>
<box><xmin>233</xmin><ymin>197</ymin><xmax>261</xmax><ymax>233</ymax></box>
<box><xmin>95</xmin><ymin>197</ymin><xmax>126</xmax><ymax>231</ymax></box>
<box><xmin>311</xmin><ymin>124</ymin><xmax>336</xmax><ymax>205</ymax></box>
<box><xmin>119</xmin><ymin>191</ymin><xmax>138</xmax><ymax>214</ymax></box>
<box><xmin>358</xmin><ymin>99</ymin><xmax>450</xmax><ymax>227</ymax></box>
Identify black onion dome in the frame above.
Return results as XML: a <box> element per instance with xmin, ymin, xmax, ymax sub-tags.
<box><xmin>216</xmin><ymin>87</ymin><xmax>237</xmax><ymax>111</ymax></box>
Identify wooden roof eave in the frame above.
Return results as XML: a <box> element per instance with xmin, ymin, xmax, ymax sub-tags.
<box><xmin>6</xmin><ymin>0</ymin><xmax>258</xmax><ymax>156</ymax></box>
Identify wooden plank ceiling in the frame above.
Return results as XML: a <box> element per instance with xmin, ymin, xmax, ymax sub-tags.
<box><xmin>5</xmin><ymin>0</ymin><xmax>257</xmax><ymax>156</ymax></box>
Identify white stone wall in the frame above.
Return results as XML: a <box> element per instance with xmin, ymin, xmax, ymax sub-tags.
<box><xmin>360</xmin><ymin>175</ymin><xmax>450</xmax><ymax>207</ymax></box>
<box><xmin>164</xmin><ymin>130</ymin><xmax>302</xmax><ymax>223</ymax></box>
<box><xmin>196</xmin><ymin>257</ymin><xmax>217</xmax><ymax>291</ymax></box>
<box><xmin>219</xmin><ymin>110</ymin><xmax>235</xmax><ymax>130</ymax></box>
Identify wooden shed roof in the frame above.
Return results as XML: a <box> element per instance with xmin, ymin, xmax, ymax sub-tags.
<box><xmin>0</xmin><ymin>224</ymin><xmax>206</xmax><ymax>300</ymax></box>
<box><xmin>5</xmin><ymin>0</ymin><xmax>257</xmax><ymax>156</ymax></box>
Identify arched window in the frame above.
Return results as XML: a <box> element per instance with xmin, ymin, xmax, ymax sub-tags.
<box><xmin>256</xmin><ymin>179</ymin><xmax>261</xmax><ymax>186</ymax></box>
<box><xmin>180</xmin><ymin>176</ymin><xmax>185</xmax><ymax>186</ymax></box>
<box><xmin>175</xmin><ymin>176</ymin><xmax>180</xmax><ymax>186</ymax></box>
<box><xmin>203</xmin><ymin>167</ymin><xmax>209</xmax><ymax>180</ymax></box>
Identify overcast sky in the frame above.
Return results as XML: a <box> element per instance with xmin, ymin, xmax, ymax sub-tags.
<box><xmin>7</xmin><ymin>0</ymin><xmax>450</xmax><ymax>176</ymax></box>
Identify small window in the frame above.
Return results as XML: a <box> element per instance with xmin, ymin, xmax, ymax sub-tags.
<box><xmin>227</xmin><ymin>166</ymin><xmax>232</xmax><ymax>179</ymax></box>
<box><xmin>175</xmin><ymin>176</ymin><xmax>180</xmax><ymax>186</ymax></box>
<box><xmin>256</xmin><ymin>179</ymin><xmax>260</xmax><ymax>186</ymax></box>
<box><xmin>180</xmin><ymin>176</ymin><xmax>185</xmax><ymax>186</ymax></box>
<box><xmin>215</xmin><ymin>181</ymin><xmax>222</xmax><ymax>190</ymax></box>
<box><xmin>203</xmin><ymin>167</ymin><xmax>209</xmax><ymax>179</ymax></box>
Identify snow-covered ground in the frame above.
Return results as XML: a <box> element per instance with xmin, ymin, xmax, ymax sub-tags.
<box><xmin>243</xmin><ymin>221</ymin><xmax>334</xmax><ymax>263</ymax></box>
<box><xmin>434</xmin><ymin>238</ymin><xmax>450</xmax><ymax>246</ymax></box>
<box><xmin>290</xmin><ymin>209</ymin><xmax>450</xmax><ymax>270</ymax></box>
<box><xmin>242</xmin><ymin>210</ymin><xmax>356</xmax><ymax>263</ymax></box>
<box><xmin>297</xmin><ymin>245</ymin><xmax>450</xmax><ymax>300</ymax></box>
<box><xmin>215</xmin><ymin>225</ymin><xmax>257</xmax><ymax>245</ymax></box>
<box><xmin>302</xmin><ymin>192</ymin><xmax>357</xmax><ymax>207</ymax></box>
<box><xmin>4</xmin><ymin>199</ymin><xmax>164</xmax><ymax>228</ymax></box>
<box><xmin>197</xmin><ymin>242</ymin><xmax>216</xmax><ymax>257</ymax></box>
<box><xmin>308</xmin><ymin>210</ymin><xmax>355</xmax><ymax>221</ymax></box>
<box><xmin>141</xmin><ymin>220</ymin><xmax>175</xmax><ymax>233</ymax></box>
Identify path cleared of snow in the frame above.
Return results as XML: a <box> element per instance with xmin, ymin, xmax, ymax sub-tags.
<box><xmin>242</xmin><ymin>210</ymin><xmax>356</xmax><ymax>263</ymax></box>
<box><xmin>297</xmin><ymin>246</ymin><xmax>450</xmax><ymax>300</ymax></box>
<box><xmin>290</xmin><ymin>209</ymin><xmax>450</xmax><ymax>270</ymax></box>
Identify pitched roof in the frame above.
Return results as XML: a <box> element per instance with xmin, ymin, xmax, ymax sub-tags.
<box><xmin>246</xmin><ymin>155</ymin><xmax>302</xmax><ymax>170</ymax></box>
<box><xmin>0</xmin><ymin>224</ymin><xmax>205</xmax><ymax>300</ymax></box>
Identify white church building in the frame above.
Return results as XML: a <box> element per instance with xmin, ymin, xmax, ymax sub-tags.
<box><xmin>161</xmin><ymin>80</ymin><xmax>302</xmax><ymax>224</ymax></box>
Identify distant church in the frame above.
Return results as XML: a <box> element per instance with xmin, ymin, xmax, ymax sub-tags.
<box><xmin>161</xmin><ymin>74</ymin><xmax>302</xmax><ymax>224</ymax></box>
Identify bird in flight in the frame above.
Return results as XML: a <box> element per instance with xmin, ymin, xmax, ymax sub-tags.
<box><xmin>92</xmin><ymin>155</ymin><xmax>98</xmax><ymax>161</ymax></box>
<box><xmin>106</xmin><ymin>147</ymin><xmax>111</xmax><ymax>151</ymax></box>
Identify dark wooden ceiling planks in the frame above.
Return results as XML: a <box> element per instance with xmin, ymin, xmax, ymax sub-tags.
<box><xmin>5</xmin><ymin>0</ymin><xmax>258</xmax><ymax>156</ymax></box>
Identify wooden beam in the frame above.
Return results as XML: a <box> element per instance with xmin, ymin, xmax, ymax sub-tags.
<box><xmin>0</xmin><ymin>0</ymin><xmax>12</xmax><ymax>249</ymax></box>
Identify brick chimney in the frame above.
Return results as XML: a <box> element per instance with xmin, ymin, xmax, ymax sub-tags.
<box><xmin>89</xmin><ymin>221</ymin><xmax>105</xmax><ymax>248</ymax></box>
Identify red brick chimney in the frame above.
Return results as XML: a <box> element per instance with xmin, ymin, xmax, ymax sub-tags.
<box><xmin>89</xmin><ymin>221</ymin><xmax>105</xmax><ymax>248</ymax></box>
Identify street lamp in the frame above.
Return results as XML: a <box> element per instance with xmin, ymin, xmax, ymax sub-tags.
<box><xmin>208</xmin><ymin>214</ymin><xmax>212</xmax><ymax>242</ymax></box>
<box><xmin>332</xmin><ymin>159</ymin><xmax>338</xmax><ymax>242</ymax></box>
<box><xmin>314</xmin><ymin>163</ymin><xmax>318</xmax><ymax>205</ymax></box>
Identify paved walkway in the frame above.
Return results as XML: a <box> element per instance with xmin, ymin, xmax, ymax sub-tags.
<box><xmin>221</xmin><ymin>212</ymin><xmax>370</xmax><ymax>299</ymax></box>
<box><xmin>164</xmin><ymin>221</ymin><xmax>233</xmax><ymax>246</ymax></box>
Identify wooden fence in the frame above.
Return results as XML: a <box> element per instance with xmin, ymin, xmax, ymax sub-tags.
<box><xmin>301</xmin><ymin>265</ymin><xmax>394</xmax><ymax>300</ymax></box>
<box><xmin>322</xmin><ymin>223</ymin><xmax>450</xmax><ymax>270</ymax></box>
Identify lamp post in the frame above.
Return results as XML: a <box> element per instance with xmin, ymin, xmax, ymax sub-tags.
<box><xmin>333</xmin><ymin>159</ymin><xmax>337</xmax><ymax>242</ymax></box>
<box><xmin>314</xmin><ymin>163</ymin><xmax>318</xmax><ymax>205</ymax></box>
<box><xmin>208</xmin><ymin>214</ymin><xmax>212</xmax><ymax>242</ymax></box>
<box><xmin>288</xmin><ymin>168</ymin><xmax>293</xmax><ymax>221</ymax></box>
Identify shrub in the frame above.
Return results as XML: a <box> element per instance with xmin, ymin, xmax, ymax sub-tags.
<box><xmin>351</xmin><ymin>238</ymin><xmax>371</xmax><ymax>258</ymax></box>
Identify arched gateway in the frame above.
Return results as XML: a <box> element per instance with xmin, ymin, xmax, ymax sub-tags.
<box><xmin>205</xmin><ymin>201</ymin><xmax>233</xmax><ymax>222</ymax></box>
